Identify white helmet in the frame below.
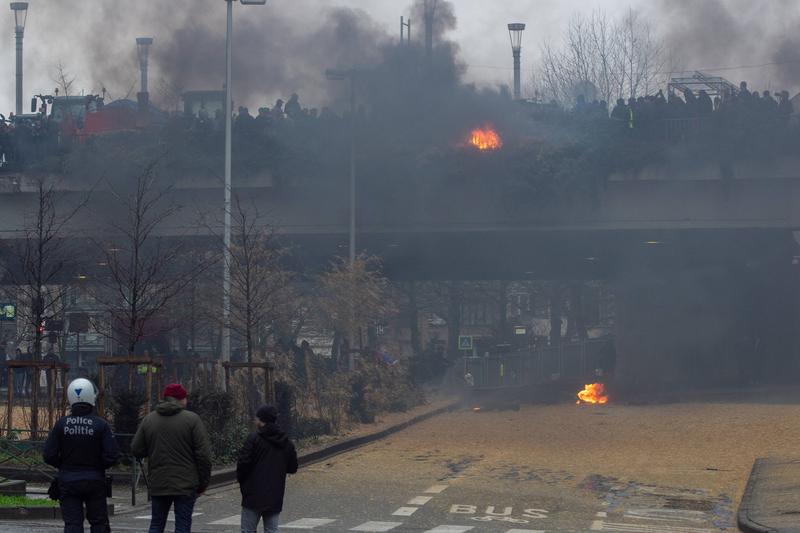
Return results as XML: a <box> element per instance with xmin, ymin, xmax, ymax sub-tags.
<box><xmin>67</xmin><ymin>378</ymin><xmax>97</xmax><ymax>407</ymax></box>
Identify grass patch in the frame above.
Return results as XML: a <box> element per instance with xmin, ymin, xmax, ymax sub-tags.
<box><xmin>0</xmin><ymin>495</ymin><xmax>58</xmax><ymax>507</ymax></box>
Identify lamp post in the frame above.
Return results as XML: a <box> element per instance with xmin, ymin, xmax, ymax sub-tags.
<box><xmin>325</xmin><ymin>68</ymin><xmax>357</xmax><ymax>265</ymax></box>
<box><xmin>508</xmin><ymin>23</ymin><xmax>526</xmax><ymax>100</ymax></box>
<box><xmin>222</xmin><ymin>0</ymin><xmax>267</xmax><ymax>367</ymax></box>
<box><xmin>10</xmin><ymin>2</ymin><xmax>28</xmax><ymax>116</ymax></box>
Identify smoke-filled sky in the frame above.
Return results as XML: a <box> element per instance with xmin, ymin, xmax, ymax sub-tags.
<box><xmin>1</xmin><ymin>0</ymin><xmax>799</xmax><ymax>115</ymax></box>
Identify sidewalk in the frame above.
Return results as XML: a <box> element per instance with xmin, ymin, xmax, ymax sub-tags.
<box><xmin>739</xmin><ymin>457</ymin><xmax>800</xmax><ymax>533</ymax></box>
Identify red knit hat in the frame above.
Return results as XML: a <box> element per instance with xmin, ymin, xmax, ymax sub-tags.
<box><xmin>163</xmin><ymin>383</ymin><xmax>188</xmax><ymax>400</ymax></box>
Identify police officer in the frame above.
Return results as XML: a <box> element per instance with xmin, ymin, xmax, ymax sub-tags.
<box><xmin>43</xmin><ymin>378</ymin><xmax>120</xmax><ymax>533</ymax></box>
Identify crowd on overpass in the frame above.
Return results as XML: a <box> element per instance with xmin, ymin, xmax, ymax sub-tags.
<box><xmin>571</xmin><ymin>80</ymin><xmax>795</xmax><ymax>140</ymax></box>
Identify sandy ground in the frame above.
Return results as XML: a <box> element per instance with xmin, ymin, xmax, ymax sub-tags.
<box><xmin>322</xmin><ymin>386</ymin><xmax>800</xmax><ymax>510</ymax></box>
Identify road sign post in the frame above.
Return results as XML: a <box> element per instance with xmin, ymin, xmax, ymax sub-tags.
<box><xmin>458</xmin><ymin>335</ymin><xmax>473</xmax><ymax>351</ymax></box>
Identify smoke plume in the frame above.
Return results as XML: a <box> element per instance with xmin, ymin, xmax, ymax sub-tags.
<box><xmin>654</xmin><ymin>0</ymin><xmax>800</xmax><ymax>93</ymax></box>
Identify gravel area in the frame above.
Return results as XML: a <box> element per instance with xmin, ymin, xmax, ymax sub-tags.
<box><xmin>329</xmin><ymin>386</ymin><xmax>800</xmax><ymax>507</ymax></box>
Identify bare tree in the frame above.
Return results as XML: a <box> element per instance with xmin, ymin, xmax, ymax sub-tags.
<box><xmin>93</xmin><ymin>162</ymin><xmax>208</xmax><ymax>357</ymax></box>
<box><xmin>535</xmin><ymin>8</ymin><xmax>665</xmax><ymax>106</ymax></box>
<box><xmin>226</xmin><ymin>198</ymin><xmax>295</xmax><ymax>363</ymax></box>
<box><xmin>317</xmin><ymin>255</ymin><xmax>396</xmax><ymax>369</ymax></box>
<box><xmin>52</xmin><ymin>61</ymin><xmax>76</xmax><ymax>97</ymax></box>
<box><xmin>0</xmin><ymin>178</ymin><xmax>86</xmax><ymax>361</ymax></box>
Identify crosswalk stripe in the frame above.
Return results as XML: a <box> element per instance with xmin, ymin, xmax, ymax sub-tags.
<box><xmin>133</xmin><ymin>512</ymin><xmax>202</xmax><ymax>521</ymax></box>
<box><xmin>424</xmin><ymin>484</ymin><xmax>449</xmax><ymax>494</ymax></box>
<box><xmin>408</xmin><ymin>496</ymin><xmax>433</xmax><ymax>505</ymax></box>
<box><xmin>504</xmin><ymin>530</ymin><xmax>545</xmax><ymax>533</ymax></box>
<box><xmin>350</xmin><ymin>521</ymin><xmax>404</xmax><ymax>532</ymax></box>
<box><xmin>590</xmin><ymin>520</ymin><xmax>715</xmax><ymax>532</ymax></box>
<box><xmin>208</xmin><ymin>514</ymin><xmax>241</xmax><ymax>525</ymax></box>
<box><xmin>283</xmin><ymin>518</ymin><xmax>338</xmax><ymax>529</ymax></box>
<box><xmin>392</xmin><ymin>506</ymin><xmax>419</xmax><ymax>516</ymax></box>
<box><xmin>423</xmin><ymin>526</ymin><xmax>474</xmax><ymax>533</ymax></box>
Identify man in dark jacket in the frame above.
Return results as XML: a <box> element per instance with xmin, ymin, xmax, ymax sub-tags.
<box><xmin>237</xmin><ymin>405</ymin><xmax>299</xmax><ymax>533</ymax></box>
<box><xmin>43</xmin><ymin>378</ymin><xmax>120</xmax><ymax>533</ymax></box>
<box><xmin>131</xmin><ymin>383</ymin><xmax>212</xmax><ymax>533</ymax></box>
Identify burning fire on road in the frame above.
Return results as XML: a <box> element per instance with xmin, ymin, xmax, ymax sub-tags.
<box><xmin>576</xmin><ymin>383</ymin><xmax>609</xmax><ymax>405</ymax></box>
<box><xmin>468</xmin><ymin>125</ymin><xmax>502</xmax><ymax>151</ymax></box>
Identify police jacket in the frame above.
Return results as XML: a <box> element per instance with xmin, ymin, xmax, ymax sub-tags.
<box><xmin>43</xmin><ymin>403</ymin><xmax>120</xmax><ymax>482</ymax></box>
<box><xmin>236</xmin><ymin>423</ymin><xmax>298</xmax><ymax>514</ymax></box>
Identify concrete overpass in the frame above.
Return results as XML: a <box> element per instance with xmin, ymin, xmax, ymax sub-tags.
<box><xmin>2</xmin><ymin>159</ymin><xmax>800</xmax><ymax>391</ymax></box>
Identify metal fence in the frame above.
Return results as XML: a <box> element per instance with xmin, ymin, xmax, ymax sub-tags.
<box><xmin>464</xmin><ymin>338</ymin><xmax>614</xmax><ymax>390</ymax></box>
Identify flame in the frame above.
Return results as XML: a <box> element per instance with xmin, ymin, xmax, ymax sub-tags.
<box><xmin>576</xmin><ymin>383</ymin><xmax>609</xmax><ymax>405</ymax></box>
<box><xmin>469</xmin><ymin>126</ymin><xmax>502</xmax><ymax>151</ymax></box>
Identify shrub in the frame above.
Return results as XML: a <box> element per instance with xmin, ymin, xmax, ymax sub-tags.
<box><xmin>292</xmin><ymin>417</ymin><xmax>332</xmax><ymax>440</ymax></box>
<box><xmin>188</xmin><ymin>389</ymin><xmax>249</xmax><ymax>464</ymax></box>
<box><xmin>111</xmin><ymin>389</ymin><xmax>147</xmax><ymax>461</ymax></box>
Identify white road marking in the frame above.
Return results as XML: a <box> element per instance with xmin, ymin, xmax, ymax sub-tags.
<box><xmin>408</xmin><ymin>496</ymin><xmax>433</xmax><ymax>505</ymax></box>
<box><xmin>208</xmin><ymin>515</ymin><xmax>241</xmax><ymax>525</ymax></box>
<box><xmin>350</xmin><ymin>521</ymin><xmax>404</xmax><ymax>532</ymax></box>
<box><xmin>424</xmin><ymin>484</ymin><xmax>449</xmax><ymax>494</ymax></box>
<box><xmin>590</xmin><ymin>520</ymin><xmax>715</xmax><ymax>532</ymax></box>
<box><xmin>283</xmin><ymin>518</ymin><xmax>338</xmax><ymax>529</ymax></box>
<box><xmin>392</xmin><ymin>506</ymin><xmax>419</xmax><ymax>516</ymax></box>
<box><xmin>505</xmin><ymin>530</ymin><xmax>545</xmax><ymax>533</ymax></box>
<box><xmin>134</xmin><ymin>512</ymin><xmax>202</xmax><ymax>521</ymax></box>
<box><xmin>424</xmin><ymin>527</ymin><xmax>474</xmax><ymax>533</ymax></box>
<box><xmin>625</xmin><ymin>508</ymin><xmax>707</xmax><ymax>523</ymax></box>
<box><xmin>595</xmin><ymin>511</ymin><xmax>608</xmax><ymax>518</ymax></box>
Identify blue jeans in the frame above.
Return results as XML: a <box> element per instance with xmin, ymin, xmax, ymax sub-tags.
<box><xmin>148</xmin><ymin>494</ymin><xmax>196</xmax><ymax>533</ymax></box>
<box><xmin>241</xmin><ymin>507</ymin><xmax>280</xmax><ymax>533</ymax></box>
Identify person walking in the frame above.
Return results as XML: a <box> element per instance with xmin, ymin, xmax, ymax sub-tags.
<box><xmin>43</xmin><ymin>378</ymin><xmax>120</xmax><ymax>533</ymax></box>
<box><xmin>131</xmin><ymin>383</ymin><xmax>212</xmax><ymax>533</ymax></box>
<box><xmin>237</xmin><ymin>405</ymin><xmax>298</xmax><ymax>533</ymax></box>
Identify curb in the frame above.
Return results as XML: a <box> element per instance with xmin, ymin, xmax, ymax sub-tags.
<box><xmin>207</xmin><ymin>401</ymin><xmax>460</xmax><ymax>488</ymax></box>
<box><xmin>0</xmin><ymin>504</ymin><xmax>114</xmax><ymax>520</ymax></box>
<box><xmin>738</xmin><ymin>458</ymin><xmax>777</xmax><ymax>533</ymax></box>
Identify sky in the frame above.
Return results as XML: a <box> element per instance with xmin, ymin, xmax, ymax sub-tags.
<box><xmin>0</xmin><ymin>1</ymin><xmax>798</xmax><ymax>115</ymax></box>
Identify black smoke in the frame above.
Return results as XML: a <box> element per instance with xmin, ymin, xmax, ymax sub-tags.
<box><xmin>654</xmin><ymin>0</ymin><xmax>800</xmax><ymax>92</ymax></box>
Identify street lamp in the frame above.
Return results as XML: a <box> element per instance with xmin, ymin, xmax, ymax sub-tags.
<box><xmin>325</xmin><ymin>68</ymin><xmax>357</xmax><ymax>265</ymax></box>
<box><xmin>10</xmin><ymin>2</ymin><xmax>28</xmax><ymax>116</ymax></box>
<box><xmin>222</xmin><ymin>0</ymin><xmax>267</xmax><ymax>367</ymax></box>
<box><xmin>508</xmin><ymin>23</ymin><xmax>526</xmax><ymax>100</ymax></box>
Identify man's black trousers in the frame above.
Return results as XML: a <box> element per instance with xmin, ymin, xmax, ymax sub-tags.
<box><xmin>59</xmin><ymin>478</ymin><xmax>110</xmax><ymax>533</ymax></box>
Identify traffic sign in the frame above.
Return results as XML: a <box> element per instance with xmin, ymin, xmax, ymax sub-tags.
<box><xmin>0</xmin><ymin>303</ymin><xmax>16</xmax><ymax>321</ymax></box>
<box><xmin>458</xmin><ymin>335</ymin><xmax>473</xmax><ymax>351</ymax></box>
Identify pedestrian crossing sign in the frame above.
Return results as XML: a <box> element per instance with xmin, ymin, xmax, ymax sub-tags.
<box><xmin>458</xmin><ymin>335</ymin><xmax>473</xmax><ymax>351</ymax></box>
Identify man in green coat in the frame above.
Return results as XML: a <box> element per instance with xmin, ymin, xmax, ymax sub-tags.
<box><xmin>132</xmin><ymin>383</ymin><xmax>212</xmax><ymax>533</ymax></box>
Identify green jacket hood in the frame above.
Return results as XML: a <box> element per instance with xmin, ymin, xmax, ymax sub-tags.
<box><xmin>155</xmin><ymin>399</ymin><xmax>184</xmax><ymax>416</ymax></box>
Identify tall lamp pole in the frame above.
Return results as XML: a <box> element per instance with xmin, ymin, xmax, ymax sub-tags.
<box><xmin>508</xmin><ymin>23</ymin><xmax>526</xmax><ymax>100</ymax></box>
<box><xmin>325</xmin><ymin>68</ymin><xmax>357</xmax><ymax>264</ymax></box>
<box><xmin>10</xmin><ymin>2</ymin><xmax>28</xmax><ymax>116</ymax></box>
<box><xmin>222</xmin><ymin>0</ymin><xmax>267</xmax><ymax>367</ymax></box>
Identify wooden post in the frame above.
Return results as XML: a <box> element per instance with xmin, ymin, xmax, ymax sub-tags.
<box><xmin>144</xmin><ymin>364</ymin><xmax>153</xmax><ymax>415</ymax></box>
<box><xmin>6</xmin><ymin>367</ymin><xmax>13</xmax><ymax>437</ymax></box>
<box><xmin>61</xmin><ymin>368</ymin><xmax>68</xmax><ymax>416</ymax></box>
<box><xmin>31</xmin><ymin>366</ymin><xmax>40</xmax><ymax>440</ymax></box>
<box><xmin>156</xmin><ymin>368</ymin><xmax>162</xmax><ymax>402</ymax></box>
<box><xmin>98</xmin><ymin>365</ymin><xmax>106</xmax><ymax>418</ymax></box>
<box><xmin>224</xmin><ymin>364</ymin><xmax>231</xmax><ymax>392</ymax></box>
<box><xmin>48</xmin><ymin>367</ymin><xmax>55</xmax><ymax>429</ymax></box>
<box><xmin>264</xmin><ymin>365</ymin><xmax>272</xmax><ymax>405</ymax></box>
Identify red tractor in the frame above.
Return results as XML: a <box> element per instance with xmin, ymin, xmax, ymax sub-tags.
<box><xmin>30</xmin><ymin>93</ymin><xmax>139</xmax><ymax>141</ymax></box>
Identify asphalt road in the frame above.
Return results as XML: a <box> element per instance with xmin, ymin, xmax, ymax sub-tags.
<box><xmin>0</xmin><ymin>406</ymin><xmax>738</xmax><ymax>532</ymax></box>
